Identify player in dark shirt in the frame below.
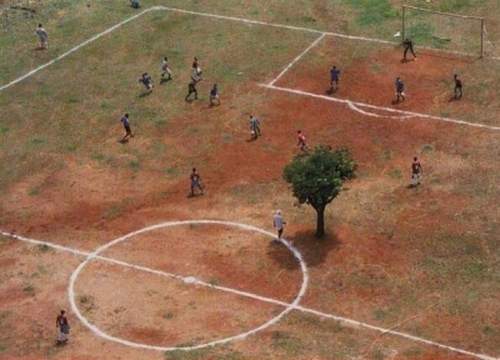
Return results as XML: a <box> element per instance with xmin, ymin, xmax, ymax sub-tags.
<box><xmin>120</xmin><ymin>113</ymin><xmax>133</xmax><ymax>142</ymax></box>
<box><xmin>139</xmin><ymin>72</ymin><xmax>153</xmax><ymax>93</ymax></box>
<box><xmin>454</xmin><ymin>74</ymin><xmax>463</xmax><ymax>100</ymax></box>
<box><xmin>190</xmin><ymin>168</ymin><xmax>204</xmax><ymax>196</ymax></box>
<box><xmin>402</xmin><ymin>38</ymin><xmax>417</xmax><ymax>62</ymax></box>
<box><xmin>395</xmin><ymin>77</ymin><xmax>406</xmax><ymax>103</ymax></box>
<box><xmin>329</xmin><ymin>65</ymin><xmax>341</xmax><ymax>93</ymax></box>
<box><xmin>209</xmin><ymin>83</ymin><xmax>220</xmax><ymax>106</ymax></box>
<box><xmin>411</xmin><ymin>157</ymin><xmax>423</xmax><ymax>187</ymax></box>
<box><xmin>185</xmin><ymin>80</ymin><xmax>198</xmax><ymax>102</ymax></box>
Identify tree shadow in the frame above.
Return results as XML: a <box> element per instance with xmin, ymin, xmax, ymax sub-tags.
<box><xmin>267</xmin><ymin>229</ymin><xmax>341</xmax><ymax>270</ymax></box>
<box><xmin>139</xmin><ymin>91</ymin><xmax>152</xmax><ymax>98</ymax></box>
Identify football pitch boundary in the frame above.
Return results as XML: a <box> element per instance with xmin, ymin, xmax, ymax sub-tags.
<box><xmin>0</xmin><ymin>5</ymin><xmax>498</xmax><ymax>359</ymax></box>
<box><xmin>0</xmin><ymin>226</ymin><xmax>498</xmax><ymax>360</ymax></box>
<box><xmin>0</xmin><ymin>5</ymin><xmax>499</xmax><ymax>132</ymax></box>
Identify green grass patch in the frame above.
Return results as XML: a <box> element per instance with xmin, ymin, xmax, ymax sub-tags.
<box><xmin>271</xmin><ymin>331</ymin><xmax>304</xmax><ymax>355</ymax></box>
<box><xmin>165</xmin><ymin>348</ymin><xmax>211</xmax><ymax>360</ymax></box>
<box><xmin>343</xmin><ymin>0</ymin><xmax>398</xmax><ymax>26</ymax></box>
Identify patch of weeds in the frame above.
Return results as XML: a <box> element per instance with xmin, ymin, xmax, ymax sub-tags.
<box><xmin>65</xmin><ymin>143</ymin><xmax>78</xmax><ymax>152</ymax></box>
<box><xmin>222</xmin><ymin>133</ymin><xmax>233</xmax><ymax>144</ymax></box>
<box><xmin>66</xmin><ymin>96</ymin><xmax>79</xmax><ymax>104</ymax></box>
<box><xmin>208</xmin><ymin>277</ymin><xmax>220</xmax><ymax>286</ymax></box>
<box><xmin>28</xmin><ymin>186</ymin><xmax>41</xmax><ymax>196</ymax></box>
<box><xmin>163</xmin><ymin>312</ymin><xmax>174</xmax><ymax>320</ymax></box>
<box><xmin>372</xmin><ymin>308</ymin><xmax>387</xmax><ymax>321</ymax></box>
<box><xmin>388</xmin><ymin>168</ymin><xmax>402</xmax><ymax>179</ymax></box>
<box><xmin>301</xmin><ymin>15</ymin><xmax>316</xmax><ymax>24</ymax></box>
<box><xmin>100</xmin><ymin>100</ymin><xmax>111</xmax><ymax>110</ymax></box>
<box><xmin>129</xmin><ymin>159</ymin><xmax>140</xmax><ymax>172</ymax></box>
<box><xmin>30</xmin><ymin>138</ymin><xmax>46</xmax><ymax>146</ymax></box>
<box><xmin>164</xmin><ymin>167</ymin><xmax>179</xmax><ymax>178</ymax></box>
<box><xmin>22</xmin><ymin>284</ymin><xmax>35</xmax><ymax>296</ymax></box>
<box><xmin>79</xmin><ymin>295</ymin><xmax>96</xmax><ymax>313</ymax></box>
<box><xmin>482</xmin><ymin>325</ymin><xmax>496</xmax><ymax>336</ymax></box>
<box><xmin>0</xmin><ymin>343</ymin><xmax>6</xmax><ymax>352</ymax></box>
<box><xmin>36</xmin><ymin>244</ymin><xmax>52</xmax><ymax>252</ymax></box>
<box><xmin>344</xmin><ymin>0</ymin><xmax>398</xmax><ymax>26</ymax></box>
<box><xmin>421</xmin><ymin>144</ymin><xmax>434</xmax><ymax>153</ymax></box>
<box><xmin>0</xmin><ymin>126</ymin><xmax>9</xmax><ymax>135</ymax></box>
<box><xmin>371</xmin><ymin>348</ymin><xmax>385</xmax><ymax>360</ymax></box>
<box><xmin>271</xmin><ymin>331</ymin><xmax>303</xmax><ymax>355</ymax></box>
<box><xmin>402</xmin><ymin>347</ymin><xmax>422</xmax><ymax>357</ymax></box>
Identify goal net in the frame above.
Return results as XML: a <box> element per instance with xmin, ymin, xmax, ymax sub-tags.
<box><xmin>402</xmin><ymin>5</ymin><xmax>486</xmax><ymax>58</ymax></box>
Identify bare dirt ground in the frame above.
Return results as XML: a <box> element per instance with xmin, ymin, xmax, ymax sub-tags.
<box><xmin>0</xmin><ymin>3</ymin><xmax>499</xmax><ymax>360</ymax></box>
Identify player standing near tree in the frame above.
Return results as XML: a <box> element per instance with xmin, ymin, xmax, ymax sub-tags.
<box><xmin>273</xmin><ymin>210</ymin><xmax>286</xmax><ymax>241</ymax></box>
<box><xmin>139</xmin><ymin>72</ymin><xmax>153</xmax><ymax>93</ymax></box>
<box><xmin>209</xmin><ymin>83</ymin><xmax>220</xmax><ymax>106</ymax></box>
<box><xmin>395</xmin><ymin>77</ymin><xmax>406</xmax><ymax>103</ymax></box>
<box><xmin>35</xmin><ymin>24</ymin><xmax>48</xmax><ymax>50</ymax></box>
<box><xmin>160</xmin><ymin>56</ymin><xmax>172</xmax><ymax>82</ymax></box>
<box><xmin>190</xmin><ymin>168</ymin><xmax>204</xmax><ymax>196</ymax></box>
<box><xmin>297</xmin><ymin>130</ymin><xmax>307</xmax><ymax>152</ymax></box>
<box><xmin>454</xmin><ymin>74</ymin><xmax>463</xmax><ymax>100</ymax></box>
<box><xmin>120</xmin><ymin>113</ymin><xmax>133</xmax><ymax>142</ymax></box>
<box><xmin>249</xmin><ymin>115</ymin><xmax>261</xmax><ymax>139</ymax></box>
<box><xmin>410</xmin><ymin>157</ymin><xmax>423</xmax><ymax>187</ymax></box>
<box><xmin>402</xmin><ymin>38</ymin><xmax>417</xmax><ymax>62</ymax></box>
<box><xmin>329</xmin><ymin>65</ymin><xmax>341</xmax><ymax>92</ymax></box>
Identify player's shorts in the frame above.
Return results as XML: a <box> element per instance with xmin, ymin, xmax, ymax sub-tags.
<box><xmin>124</xmin><ymin>125</ymin><xmax>131</xmax><ymax>134</ymax></box>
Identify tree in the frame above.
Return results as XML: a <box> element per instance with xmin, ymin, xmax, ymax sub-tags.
<box><xmin>283</xmin><ymin>146</ymin><xmax>357</xmax><ymax>238</ymax></box>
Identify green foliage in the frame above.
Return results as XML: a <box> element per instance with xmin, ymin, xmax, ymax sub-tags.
<box><xmin>344</xmin><ymin>0</ymin><xmax>398</xmax><ymax>26</ymax></box>
<box><xmin>283</xmin><ymin>146</ymin><xmax>356</xmax><ymax>211</ymax></box>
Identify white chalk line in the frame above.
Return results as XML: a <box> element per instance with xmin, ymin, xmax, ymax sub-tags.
<box><xmin>347</xmin><ymin>101</ymin><xmax>414</xmax><ymax>120</ymax></box>
<box><xmin>268</xmin><ymin>33</ymin><xmax>326</xmax><ymax>86</ymax></box>
<box><xmin>0</xmin><ymin>7</ymin><xmax>157</xmax><ymax>92</ymax></box>
<box><xmin>261</xmin><ymin>84</ymin><xmax>500</xmax><ymax>132</ymax></box>
<box><xmin>1</xmin><ymin>227</ymin><xmax>497</xmax><ymax>360</ymax></box>
<box><xmin>67</xmin><ymin>220</ymin><xmax>309</xmax><ymax>352</ymax></box>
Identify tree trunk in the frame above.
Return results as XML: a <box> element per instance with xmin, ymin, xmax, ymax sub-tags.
<box><xmin>315</xmin><ymin>206</ymin><xmax>325</xmax><ymax>238</ymax></box>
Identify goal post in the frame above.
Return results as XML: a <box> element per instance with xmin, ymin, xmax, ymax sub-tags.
<box><xmin>401</xmin><ymin>5</ymin><xmax>486</xmax><ymax>58</ymax></box>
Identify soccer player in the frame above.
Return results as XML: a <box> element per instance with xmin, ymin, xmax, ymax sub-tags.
<box><xmin>209</xmin><ymin>83</ymin><xmax>220</xmax><ymax>106</ymax></box>
<box><xmin>190</xmin><ymin>168</ymin><xmax>204</xmax><ymax>196</ymax></box>
<box><xmin>402</xmin><ymin>38</ymin><xmax>417</xmax><ymax>62</ymax></box>
<box><xmin>160</xmin><ymin>56</ymin><xmax>172</xmax><ymax>82</ymax></box>
<box><xmin>249</xmin><ymin>115</ymin><xmax>261</xmax><ymax>139</ymax></box>
<box><xmin>120</xmin><ymin>113</ymin><xmax>133</xmax><ymax>142</ymax></box>
<box><xmin>297</xmin><ymin>130</ymin><xmax>307</xmax><ymax>152</ymax></box>
<box><xmin>35</xmin><ymin>24</ymin><xmax>48</xmax><ymax>50</ymax></box>
<box><xmin>329</xmin><ymin>65</ymin><xmax>341</xmax><ymax>92</ymax></box>
<box><xmin>56</xmin><ymin>310</ymin><xmax>70</xmax><ymax>345</ymax></box>
<box><xmin>454</xmin><ymin>74</ymin><xmax>463</xmax><ymax>100</ymax></box>
<box><xmin>410</xmin><ymin>157</ymin><xmax>423</xmax><ymax>187</ymax></box>
<box><xmin>185</xmin><ymin>80</ymin><xmax>198</xmax><ymax>101</ymax></box>
<box><xmin>395</xmin><ymin>77</ymin><xmax>406</xmax><ymax>103</ymax></box>
<box><xmin>273</xmin><ymin>210</ymin><xmax>286</xmax><ymax>241</ymax></box>
<box><xmin>139</xmin><ymin>73</ymin><xmax>153</xmax><ymax>93</ymax></box>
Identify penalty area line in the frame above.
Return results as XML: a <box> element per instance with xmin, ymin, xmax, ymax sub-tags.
<box><xmin>261</xmin><ymin>84</ymin><xmax>500</xmax><ymax>132</ymax></box>
<box><xmin>0</xmin><ymin>229</ymin><xmax>498</xmax><ymax>360</ymax></box>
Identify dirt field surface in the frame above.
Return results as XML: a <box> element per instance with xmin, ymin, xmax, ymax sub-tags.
<box><xmin>0</xmin><ymin>1</ymin><xmax>499</xmax><ymax>360</ymax></box>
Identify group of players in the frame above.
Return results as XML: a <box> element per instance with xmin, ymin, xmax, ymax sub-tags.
<box><xmin>329</xmin><ymin>38</ymin><xmax>464</xmax><ymax>103</ymax></box>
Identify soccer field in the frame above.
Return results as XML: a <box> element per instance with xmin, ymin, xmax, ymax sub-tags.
<box><xmin>0</xmin><ymin>1</ymin><xmax>499</xmax><ymax>360</ymax></box>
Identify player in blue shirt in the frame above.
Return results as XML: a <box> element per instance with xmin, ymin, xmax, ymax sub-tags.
<box><xmin>395</xmin><ymin>77</ymin><xmax>405</xmax><ymax>103</ymax></box>
<box><xmin>329</xmin><ymin>65</ymin><xmax>341</xmax><ymax>93</ymax></box>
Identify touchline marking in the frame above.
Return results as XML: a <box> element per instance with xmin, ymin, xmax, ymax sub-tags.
<box><xmin>0</xmin><ymin>7</ymin><xmax>157</xmax><ymax>92</ymax></box>
<box><xmin>1</xmin><ymin>227</ymin><xmax>498</xmax><ymax>360</ymax></box>
<box><xmin>261</xmin><ymin>84</ymin><xmax>500</xmax><ymax>132</ymax></box>
<box><xmin>268</xmin><ymin>33</ymin><xmax>326</xmax><ymax>87</ymax></box>
<box><xmin>347</xmin><ymin>101</ymin><xmax>414</xmax><ymax>120</ymax></box>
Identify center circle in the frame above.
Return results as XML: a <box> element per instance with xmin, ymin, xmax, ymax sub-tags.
<box><xmin>68</xmin><ymin>220</ymin><xmax>308</xmax><ymax>352</ymax></box>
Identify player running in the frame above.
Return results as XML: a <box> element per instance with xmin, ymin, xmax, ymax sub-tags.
<box><xmin>138</xmin><ymin>72</ymin><xmax>153</xmax><ymax>93</ymax></box>
<box><xmin>209</xmin><ymin>84</ymin><xmax>220</xmax><ymax>106</ymax></box>
<box><xmin>249</xmin><ymin>115</ymin><xmax>261</xmax><ymax>140</ymax></box>
<box><xmin>329</xmin><ymin>65</ymin><xmax>341</xmax><ymax>93</ymax></box>
<box><xmin>454</xmin><ymin>74</ymin><xmax>463</xmax><ymax>100</ymax></box>
<box><xmin>190</xmin><ymin>168</ymin><xmax>204</xmax><ymax>196</ymax></box>
<box><xmin>394</xmin><ymin>77</ymin><xmax>406</xmax><ymax>103</ymax></box>
<box><xmin>402</xmin><ymin>38</ymin><xmax>417</xmax><ymax>62</ymax></box>
<box><xmin>35</xmin><ymin>24</ymin><xmax>48</xmax><ymax>50</ymax></box>
<box><xmin>297</xmin><ymin>130</ymin><xmax>308</xmax><ymax>152</ymax></box>
<box><xmin>410</xmin><ymin>157</ymin><xmax>423</xmax><ymax>187</ymax></box>
<box><xmin>185</xmin><ymin>80</ymin><xmax>198</xmax><ymax>101</ymax></box>
<box><xmin>160</xmin><ymin>56</ymin><xmax>172</xmax><ymax>82</ymax></box>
